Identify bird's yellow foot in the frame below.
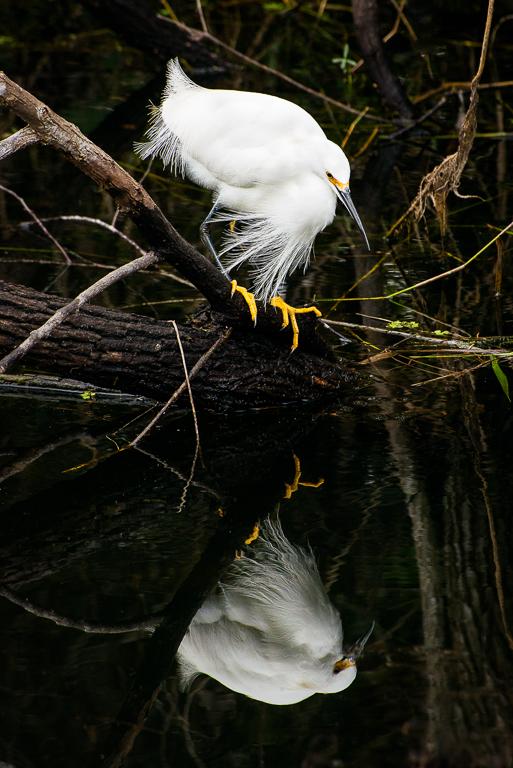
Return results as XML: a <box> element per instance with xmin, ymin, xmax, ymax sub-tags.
<box><xmin>245</xmin><ymin>523</ymin><xmax>260</xmax><ymax>545</ymax></box>
<box><xmin>231</xmin><ymin>280</ymin><xmax>257</xmax><ymax>325</ymax></box>
<box><xmin>270</xmin><ymin>296</ymin><xmax>322</xmax><ymax>351</ymax></box>
<box><xmin>283</xmin><ymin>454</ymin><xmax>324</xmax><ymax>500</ymax></box>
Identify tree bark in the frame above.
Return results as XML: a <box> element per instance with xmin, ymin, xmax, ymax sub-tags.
<box><xmin>0</xmin><ymin>280</ymin><xmax>353</xmax><ymax>409</ymax></box>
<box><xmin>352</xmin><ymin>0</ymin><xmax>414</xmax><ymax>122</ymax></box>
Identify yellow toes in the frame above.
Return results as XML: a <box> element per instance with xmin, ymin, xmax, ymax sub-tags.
<box><xmin>270</xmin><ymin>296</ymin><xmax>322</xmax><ymax>351</ymax></box>
<box><xmin>244</xmin><ymin>523</ymin><xmax>260</xmax><ymax>545</ymax></box>
<box><xmin>231</xmin><ymin>280</ymin><xmax>258</xmax><ymax>325</ymax></box>
<box><xmin>284</xmin><ymin>454</ymin><xmax>324</xmax><ymax>499</ymax></box>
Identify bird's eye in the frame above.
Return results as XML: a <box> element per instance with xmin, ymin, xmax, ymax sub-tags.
<box><xmin>333</xmin><ymin>657</ymin><xmax>346</xmax><ymax>674</ymax></box>
<box><xmin>326</xmin><ymin>172</ymin><xmax>334</xmax><ymax>179</ymax></box>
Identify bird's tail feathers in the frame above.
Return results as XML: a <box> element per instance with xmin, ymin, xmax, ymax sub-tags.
<box><xmin>164</xmin><ymin>57</ymin><xmax>200</xmax><ymax>97</ymax></box>
<box><xmin>134</xmin><ymin>58</ymin><xmax>197</xmax><ymax>173</ymax></box>
<box><xmin>134</xmin><ymin>103</ymin><xmax>185</xmax><ymax>175</ymax></box>
<box><xmin>176</xmin><ymin>656</ymin><xmax>202</xmax><ymax>691</ymax></box>
<box><xmin>225</xmin><ymin>519</ymin><xmax>342</xmax><ymax>650</ymax></box>
<box><xmin>216</xmin><ymin>212</ymin><xmax>315</xmax><ymax>305</ymax></box>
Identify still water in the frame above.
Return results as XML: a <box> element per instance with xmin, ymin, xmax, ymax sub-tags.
<box><xmin>1</xmin><ymin>4</ymin><xmax>513</xmax><ymax>767</ymax></box>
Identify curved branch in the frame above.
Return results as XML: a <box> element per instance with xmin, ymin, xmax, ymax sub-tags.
<box><xmin>0</xmin><ymin>124</ymin><xmax>38</xmax><ymax>160</ymax></box>
<box><xmin>0</xmin><ymin>71</ymin><xmax>229</xmax><ymax>309</ymax></box>
<box><xmin>0</xmin><ymin>585</ymin><xmax>159</xmax><ymax>634</ymax></box>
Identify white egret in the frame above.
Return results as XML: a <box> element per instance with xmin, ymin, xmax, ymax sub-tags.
<box><xmin>137</xmin><ymin>59</ymin><xmax>369</xmax><ymax>350</ymax></box>
<box><xmin>177</xmin><ymin>519</ymin><xmax>372</xmax><ymax>705</ymax></box>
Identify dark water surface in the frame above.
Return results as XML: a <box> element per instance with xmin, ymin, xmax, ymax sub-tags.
<box><xmin>1</xmin><ymin>3</ymin><xmax>513</xmax><ymax>767</ymax></box>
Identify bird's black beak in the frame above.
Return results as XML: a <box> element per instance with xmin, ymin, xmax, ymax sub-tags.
<box><xmin>336</xmin><ymin>187</ymin><xmax>370</xmax><ymax>251</ymax></box>
<box><xmin>344</xmin><ymin>620</ymin><xmax>375</xmax><ymax>660</ymax></box>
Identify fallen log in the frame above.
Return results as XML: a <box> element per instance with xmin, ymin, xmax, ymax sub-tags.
<box><xmin>0</xmin><ymin>280</ymin><xmax>354</xmax><ymax>409</ymax></box>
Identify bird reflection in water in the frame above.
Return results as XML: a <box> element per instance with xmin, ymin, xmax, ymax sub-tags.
<box><xmin>177</xmin><ymin>520</ymin><xmax>372</xmax><ymax>705</ymax></box>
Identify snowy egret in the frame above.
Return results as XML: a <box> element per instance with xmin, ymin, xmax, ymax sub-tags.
<box><xmin>177</xmin><ymin>519</ymin><xmax>372</xmax><ymax>705</ymax></box>
<box><xmin>137</xmin><ymin>59</ymin><xmax>370</xmax><ymax>350</ymax></box>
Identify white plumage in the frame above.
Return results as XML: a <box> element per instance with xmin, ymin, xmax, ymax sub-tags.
<box><xmin>177</xmin><ymin>520</ymin><xmax>361</xmax><ymax>706</ymax></box>
<box><xmin>136</xmin><ymin>59</ymin><xmax>369</xmax><ymax>305</ymax></box>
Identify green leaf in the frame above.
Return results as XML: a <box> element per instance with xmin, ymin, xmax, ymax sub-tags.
<box><xmin>433</xmin><ymin>329</ymin><xmax>450</xmax><ymax>336</ymax></box>
<box><xmin>491</xmin><ymin>357</ymin><xmax>510</xmax><ymax>402</ymax></box>
<box><xmin>80</xmin><ymin>389</ymin><xmax>96</xmax><ymax>401</ymax></box>
<box><xmin>386</xmin><ymin>320</ymin><xmax>420</xmax><ymax>330</ymax></box>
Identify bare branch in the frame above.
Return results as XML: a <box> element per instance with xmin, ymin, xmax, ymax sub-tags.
<box><xmin>0</xmin><ymin>125</ymin><xmax>38</xmax><ymax>160</ymax></box>
<box><xmin>0</xmin><ymin>183</ymin><xmax>71</xmax><ymax>264</ymax></box>
<box><xmin>0</xmin><ymin>71</ymin><xmax>229</xmax><ymax>306</ymax></box>
<box><xmin>172</xmin><ymin>319</ymin><xmax>202</xmax><ymax>513</ymax></box>
<box><xmin>0</xmin><ymin>251</ymin><xmax>159</xmax><ymax>373</ymax></box>
<box><xmin>195</xmin><ymin>0</ymin><xmax>209</xmax><ymax>34</ymax></box>
<box><xmin>130</xmin><ymin>327</ymin><xmax>232</xmax><ymax>447</ymax></box>
<box><xmin>35</xmin><ymin>215</ymin><xmax>148</xmax><ymax>256</ymax></box>
<box><xmin>324</xmin><ymin>319</ymin><xmax>513</xmax><ymax>359</ymax></box>
<box><xmin>0</xmin><ymin>585</ymin><xmax>159</xmax><ymax>634</ymax></box>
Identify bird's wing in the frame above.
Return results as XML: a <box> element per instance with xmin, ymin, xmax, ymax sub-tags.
<box><xmin>178</xmin><ymin>614</ymin><xmax>316</xmax><ymax>704</ymax></box>
<box><xmin>161</xmin><ymin>88</ymin><xmax>327</xmax><ymax>188</ymax></box>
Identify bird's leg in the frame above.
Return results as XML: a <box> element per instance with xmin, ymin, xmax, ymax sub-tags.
<box><xmin>200</xmin><ymin>203</ymin><xmax>257</xmax><ymax>325</ymax></box>
<box><xmin>270</xmin><ymin>296</ymin><xmax>322</xmax><ymax>351</ymax></box>
<box><xmin>200</xmin><ymin>201</ymin><xmax>228</xmax><ymax>276</ymax></box>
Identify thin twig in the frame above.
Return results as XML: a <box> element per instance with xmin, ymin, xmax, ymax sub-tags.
<box><xmin>351</xmin><ymin>218</ymin><xmax>513</xmax><ymax>302</ymax></box>
<box><xmin>0</xmin><ymin>251</ymin><xmax>159</xmax><ymax>373</ymax></box>
<box><xmin>0</xmin><ymin>585</ymin><xmax>159</xmax><ymax>634</ymax></box>
<box><xmin>172</xmin><ymin>320</ymin><xmax>201</xmax><ymax>456</ymax></box>
<box><xmin>0</xmin><ymin>183</ymin><xmax>71</xmax><ymax>264</ymax></box>
<box><xmin>0</xmin><ymin>125</ymin><xmax>38</xmax><ymax>160</ymax></box>
<box><xmin>195</xmin><ymin>0</ymin><xmax>208</xmax><ymax>34</ymax></box>
<box><xmin>172</xmin><ymin>319</ymin><xmax>203</xmax><ymax>513</ymax></box>
<box><xmin>412</xmin><ymin>79</ymin><xmax>513</xmax><ymax>105</ymax></box>
<box><xmin>323</xmin><ymin>319</ymin><xmax>513</xmax><ymax>358</ymax></box>
<box><xmin>134</xmin><ymin>445</ymin><xmax>220</xmax><ymax>499</ymax></box>
<box><xmin>130</xmin><ymin>328</ymin><xmax>232</xmax><ymax>447</ymax></box>
<box><xmin>387</xmin><ymin>96</ymin><xmax>447</xmax><ymax>140</ymax></box>
<box><xmin>25</xmin><ymin>215</ymin><xmax>147</xmax><ymax>256</ymax></box>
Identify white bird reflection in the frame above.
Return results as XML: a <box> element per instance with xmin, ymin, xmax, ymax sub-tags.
<box><xmin>177</xmin><ymin>520</ymin><xmax>370</xmax><ymax>705</ymax></box>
